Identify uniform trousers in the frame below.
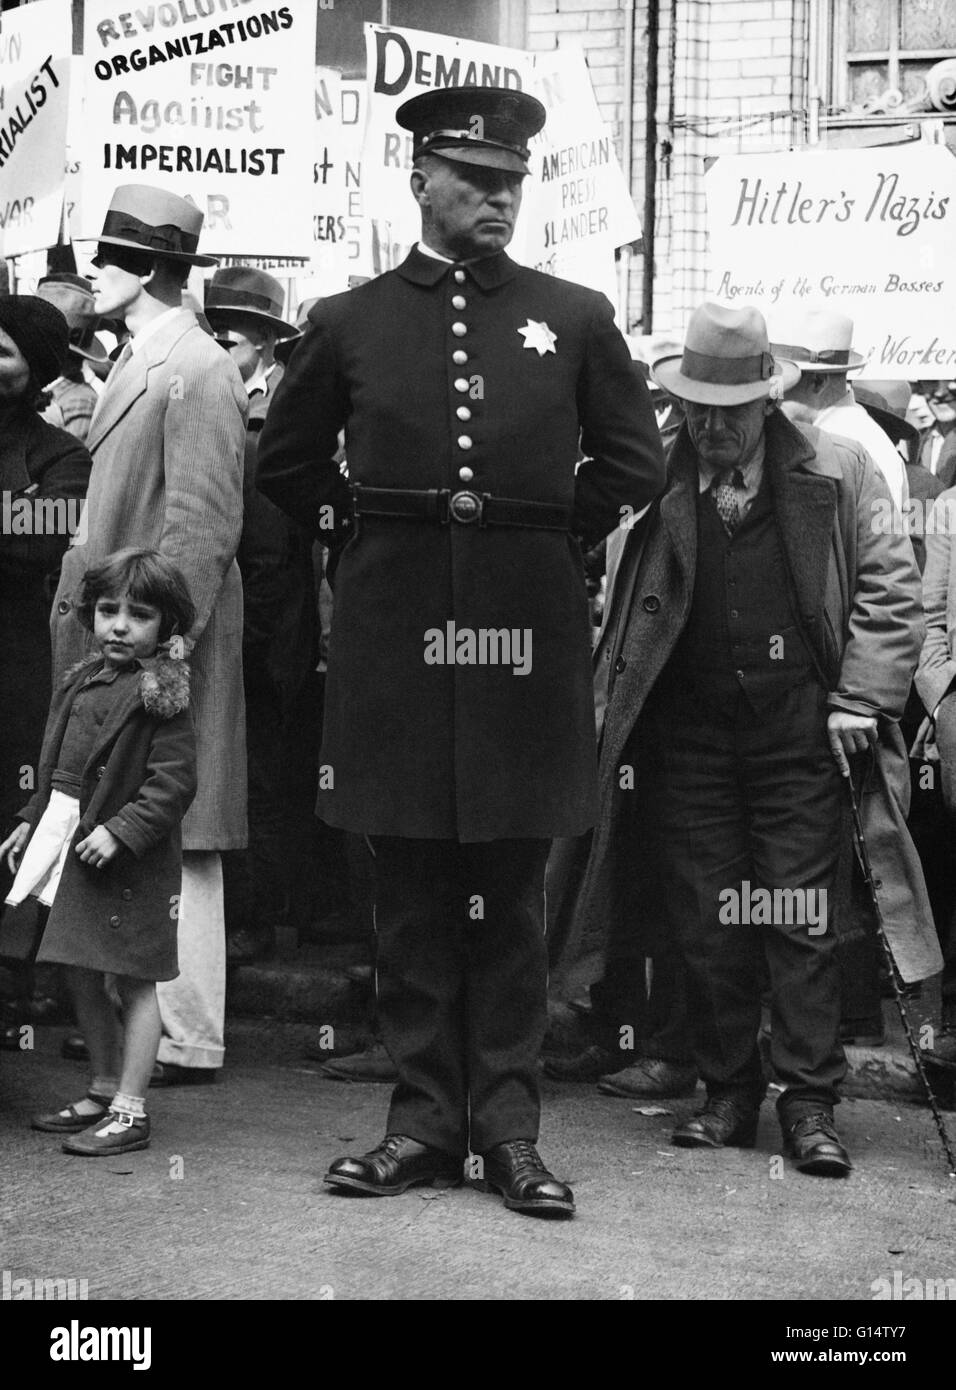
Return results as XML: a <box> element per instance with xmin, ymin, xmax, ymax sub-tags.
<box><xmin>369</xmin><ymin>835</ymin><xmax>550</xmax><ymax>1158</ymax></box>
<box><xmin>645</xmin><ymin>676</ymin><xmax>847</xmax><ymax>1112</ymax></box>
<box><xmin>157</xmin><ymin>852</ymin><xmax>225</xmax><ymax>1070</ymax></box>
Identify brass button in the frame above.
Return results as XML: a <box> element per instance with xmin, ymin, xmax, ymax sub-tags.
<box><xmin>454</xmin><ymin>378</ymin><xmax>469</xmax><ymax>393</ymax></box>
<box><xmin>614</xmin><ymin>656</ymin><xmax>627</xmax><ymax>674</ymax></box>
<box><xmin>121</xmin><ymin>889</ymin><xmax>133</xmax><ymax>901</ymax></box>
<box><xmin>109</xmin><ymin>915</ymin><xmax>121</xmax><ymax>928</ymax></box>
<box><xmin>642</xmin><ymin>595</ymin><xmax>661</xmax><ymax>613</ymax></box>
<box><xmin>456</xmin><ymin>407</ymin><xmax>472</xmax><ymax>421</ymax></box>
<box><xmin>457</xmin><ymin>435</ymin><xmax>473</xmax><ymax>450</ymax></box>
<box><xmin>451</xmin><ymin>294</ymin><xmax>467</xmax><ymax>311</ymax></box>
<box><xmin>451</xmin><ymin>322</ymin><xmax>467</xmax><ymax>337</ymax></box>
<box><xmin>452</xmin><ymin>350</ymin><xmax>468</xmax><ymax>365</ymax></box>
<box><xmin>57</xmin><ymin>600</ymin><xmax>71</xmax><ymax>616</ymax></box>
<box><xmin>454</xmin><ymin>269</ymin><xmax>466</xmax><ymax>283</ymax></box>
<box><xmin>459</xmin><ymin>466</ymin><xmax>474</xmax><ymax>482</ymax></box>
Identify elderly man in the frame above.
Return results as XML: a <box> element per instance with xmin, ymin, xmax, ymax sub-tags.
<box><xmin>258</xmin><ymin>87</ymin><xmax>664</xmax><ymax>1216</ymax></box>
<box><xmin>575</xmin><ymin>302</ymin><xmax>935</xmax><ymax>1177</ymax></box>
<box><xmin>916</xmin><ymin>379</ymin><xmax>956</xmax><ymax>487</ymax></box>
<box><xmin>772</xmin><ymin>308</ymin><xmax>907</xmax><ymax>512</ymax></box>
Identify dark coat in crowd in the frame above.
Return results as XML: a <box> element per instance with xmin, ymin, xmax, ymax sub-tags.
<box><xmin>0</xmin><ymin>404</ymin><xmax>91</xmax><ymax>833</ymax></box>
<box><xmin>18</xmin><ymin>655</ymin><xmax>196</xmax><ymax>981</ymax></box>
<box><xmin>258</xmin><ymin>248</ymin><xmax>665</xmax><ymax>842</ymax></box>
<box><xmin>574</xmin><ymin>410</ymin><xmax>941</xmax><ymax>985</ymax></box>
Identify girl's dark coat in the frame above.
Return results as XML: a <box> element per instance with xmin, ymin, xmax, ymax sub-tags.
<box><xmin>15</xmin><ymin>656</ymin><xmax>196</xmax><ymax>980</ymax></box>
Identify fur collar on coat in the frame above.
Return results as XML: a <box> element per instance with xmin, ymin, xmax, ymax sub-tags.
<box><xmin>62</xmin><ymin>653</ymin><xmax>190</xmax><ymax>720</ymax></box>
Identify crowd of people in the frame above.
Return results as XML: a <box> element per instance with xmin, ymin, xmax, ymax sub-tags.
<box><xmin>1</xmin><ymin>84</ymin><xmax>955</xmax><ymax>1219</ymax></box>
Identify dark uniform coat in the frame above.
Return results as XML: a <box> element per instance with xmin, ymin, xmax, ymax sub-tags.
<box><xmin>258</xmin><ymin>248</ymin><xmax>665</xmax><ymax>842</ymax></box>
<box><xmin>15</xmin><ymin>655</ymin><xmax>197</xmax><ymax>981</ymax></box>
<box><xmin>572</xmin><ymin>412</ymin><xmax>941</xmax><ymax>985</ymax></box>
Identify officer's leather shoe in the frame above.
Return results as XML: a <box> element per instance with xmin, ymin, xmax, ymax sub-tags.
<box><xmin>542</xmin><ymin>1044</ymin><xmax>619</xmax><ymax>1082</ymax></box>
<box><xmin>782</xmin><ymin>1112</ymin><xmax>852</xmax><ymax>1177</ymax></box>
<box><xmin>480</xmin><ymin>1140</ymin><xmax>575</xmax><ymax>1217</ymax></box>
<box><xmin>598</xmin><ymin>1057</ymin><xmax>698</xmax><ymax>1098</ymax></box>
<box><xmin>325</xmin><ymin>1134</ymin><xmax>463</xmax><ymax>1196</ymax></box>
<box><xmin>671</xmin><ymin>1095</ymin><xmax>760</xmax><ymax>1149</ymax></box>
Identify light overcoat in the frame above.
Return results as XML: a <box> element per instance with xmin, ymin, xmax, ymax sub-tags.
<box><xmin>49</xmin><ymin>309</ymin><xmax>248</xmax><ymax>850</ymax></box>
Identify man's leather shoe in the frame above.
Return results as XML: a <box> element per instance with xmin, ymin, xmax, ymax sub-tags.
<box><xmin>325</xmin><ymin>1134</ymin><xmax>462</xmax><ymax>1196</ymax></box>
<box><xmin>149</xmin><ymin>1062</ymin><xmax>219</xmax><ymax>1087</ymax></box>
<box><xmin>542</xmin><ymin>1044</ymin><xmax>619</xmax><ymax>1083</ymax></box>
<box><xmin>598</xmin><ymin>1057</ymin><xmax>698</xmax><ymax>1098</ymax></box>
<box><xmin>671</xmin><ymin>1096</ymin><xmax>760</xmax><ymax>1149</ymax></box>
<box><xmin>480</xmin><ymin>1140</ymin><xmax>575</xmax><ymax>1217</ymax></box>
<box><xmin>782</xmin><ymin>1112</ymin><xmax>852</xmax><ymax>1177</ymax></box>
<box><xmin>320</xmin><ymin>1042</ymin><xmax>398</xmax><ymax>1082</ymax></box>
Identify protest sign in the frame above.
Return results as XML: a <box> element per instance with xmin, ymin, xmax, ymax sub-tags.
<box><xmin>707</xmin><ymin>145</ymin><xmax>956</xmax><ymax>379</ymax></box>
<box><xmin>521</xmin><ymin>48</ymin><xmax>640</xmax><ymax>297</ymax></box>
<box><xmin>310</xmin><ymin>67</ymin><xmax>368</xmax><ymax>293</ymax></box>
<box><xmin>78</xmin><ymin>0</ymin><xmax>317</xmax><ymax>257</ymax></box>
<box><xmin>360</xmin><ymin>22</ymin><xmax>533</xmax><ymax>275</ymax></box>
<box><xmin>0</xmin><ymin>0</ymin><xmax>71</xmax><ymax>257</ymax></box>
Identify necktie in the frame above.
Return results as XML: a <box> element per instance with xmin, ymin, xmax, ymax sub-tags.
<box><xmin>712</xmin><ymin>468</ymin><xmax>743</xmax><ymax>535</ymax></box>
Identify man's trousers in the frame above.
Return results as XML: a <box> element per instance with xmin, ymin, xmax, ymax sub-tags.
<box><xmin>368</xmin><ymin>836</ymin><xmax>550</xmax><ymax>1157</ymax></box>
<box><xmin>157</xmin><ymin>852</ymin><xmax>226</xmax><ymax>1070</ymax></box>
<box><xmin>644</xmin><ymin>678</ymin><xmax>847</xmax><ymax>1111</ymax></box>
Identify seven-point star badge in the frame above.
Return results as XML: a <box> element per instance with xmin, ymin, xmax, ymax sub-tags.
<box><xmin>518</xmin><ymin>319</ymin><xmax>557</xmax><ymax>356</ymax></box>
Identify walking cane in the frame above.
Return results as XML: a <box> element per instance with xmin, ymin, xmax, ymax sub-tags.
<box><xmin>845</xmin><ymin>755</ymin><xmax>956</xmax><ymax>1180</ymax></box>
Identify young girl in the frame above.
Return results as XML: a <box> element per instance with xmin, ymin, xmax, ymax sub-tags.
<box><xmin>0</xmin><ymin>547</ymin><xmax>197</xmax><ymax>1156</ymax></box>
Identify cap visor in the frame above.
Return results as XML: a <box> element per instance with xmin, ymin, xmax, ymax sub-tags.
<box><xmin>426</xmin><ymin>146</ymin><xmax>530</xmax><ymax>176</ymax></box>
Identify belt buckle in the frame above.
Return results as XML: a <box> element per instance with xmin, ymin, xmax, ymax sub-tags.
<box><xmin>449</xmin><ymin>490</ymin><xmax>483</xmax><ymax>525</ymax></box>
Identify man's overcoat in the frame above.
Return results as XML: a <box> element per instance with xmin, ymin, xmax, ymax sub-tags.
<box><xmin>258</xmin><ymin>249</ymin><xmax>665</xmax><ymax>842</ymax></box>
<box><xmin>576</xmin><ymin>411</ymin><xmax>941</xmax><ymax>984</ymax></box>
<box><xmin>50</xmin><ymin>310</ymin><xmax>248</xmax><ymax>850</ymax></box>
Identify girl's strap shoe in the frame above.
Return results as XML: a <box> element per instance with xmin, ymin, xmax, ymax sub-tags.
<box><xmin>30</xmin><ymin>1092</ymin><xmax>113</xmax><ymax>1133</ymax></box>
<box><xmin>61</xmin><ymin>1111</ymin><xmax>150</xmax><ymax>1157</ymax></box>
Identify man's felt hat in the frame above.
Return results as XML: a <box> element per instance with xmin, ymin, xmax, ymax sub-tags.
<box><xmin>853</xmin><ymin>379</ymin><xmax>919</xmax><ymax>448</ymax></box>
<box><xmin>652</xmin><ymin>303</ymin><xmax>800</xmax><ymax>405</ymax></box>
<box><xmin>397</xmin><ymin>86</ymin><xmax>546</xmax><ymax>175</ymax></box>
<box><xmin>81</xmin><ymin>184</ymin><xmax>217</xmax><ymax>267</ymax></box>
<box><xmin>205</xmin><ymin>266</ymin><xmax>299</xmax><ymax>340</ymax></box>
<box><xmin>0</xmin><ymin>294</ymin><xmax>70</xmax><ymax>388</ymax></box>
<box><xmin>36</xmin><ymin>273</ymin><xmax>108</xmax><ymax>364</ymax></box>
<box><xmin>770</xmin><ymin>308</ymin><xmax>865</xmax><ymax>374</ymax></box>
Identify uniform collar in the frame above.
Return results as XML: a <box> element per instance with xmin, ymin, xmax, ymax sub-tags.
<box><xmin>395</xmin><ymin>245</ymin><xmax>520</xmax><ymax>290</ymax></box>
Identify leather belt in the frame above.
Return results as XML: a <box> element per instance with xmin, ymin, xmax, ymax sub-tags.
<box><xmin>350</xmin><ymin>483</ymin><xmax>571</xmax><ymax>532</ymax></box>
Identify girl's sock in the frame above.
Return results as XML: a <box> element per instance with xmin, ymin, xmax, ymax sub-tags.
<box><xmin>110</xmin><ymin>1092</ymin><xmax>147</xmax><ymax>1121</ymax></box>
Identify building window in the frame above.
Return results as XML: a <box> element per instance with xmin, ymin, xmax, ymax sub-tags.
<box><xmin>831</xmin><ymin>0</ymin><xmax>956</xmax><ymax>109</ymax></box>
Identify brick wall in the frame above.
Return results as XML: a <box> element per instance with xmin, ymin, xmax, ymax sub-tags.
<box><xmin>526</xmin><ymin>0</ymin><xmax>810</xmax><ymax>336</ymax></box>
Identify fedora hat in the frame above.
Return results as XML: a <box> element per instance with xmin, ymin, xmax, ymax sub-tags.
<box><xmin>205</xmin><ymin>266</ymin><xmax>298</xmax><ymax>339</ymax></box>
<box><xmin>770</xmin><ymin>308</ymin><xmax>865</xmax><ymax>374</ymax></box>
<box><xmin>397</xmin><ymin>86</ymin><xmax>546</xmax><ymax>176</ymax></box>
<box><xmin>853</xmin><ymin>379</ymin><xmax>919</xmax><ymax>448</ymax></box>
<box><xmin>36</xmin><ymin>273</ymin><xmax>108</xmax><ymax>365</ymax></box>
<box><xmin>652</xmin><ymin>303</ymin><xmax>799</xmax><ymax>405</ymax></box>
<box><xmin>80</xmin><ymin>184</ymin><xmax>217</xmax><ymax>267</ymax></box>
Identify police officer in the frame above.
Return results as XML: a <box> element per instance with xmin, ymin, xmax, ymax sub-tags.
<box><xmin>258</xmin><ymin>87</ymin><xmax>664</xmax><ymax>1217</ymax></box>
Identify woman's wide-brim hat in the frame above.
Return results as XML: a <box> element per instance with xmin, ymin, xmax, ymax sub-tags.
<box><xmin>205</xmin><ymin>266</ymin><xmax>299</xmax><ymax>339</ymax></box>
<box><xmin>78</xmin><ymin>184</ymin><xmax>218</xmax><ymax>267</ymax></box>
<box><xmin>36</xmin><ymin>274</ymin><xmax>109</xmax><ymax>364</ymax></box>
<box><xmin>652</xmin><ymin>303</ymin><xmax>800</xmax><ymax>405</ymax></box>
<box><xmin>0</xmin><ymin>294</ymin><xmax>70</xmax><ymax>388</ymax></box>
